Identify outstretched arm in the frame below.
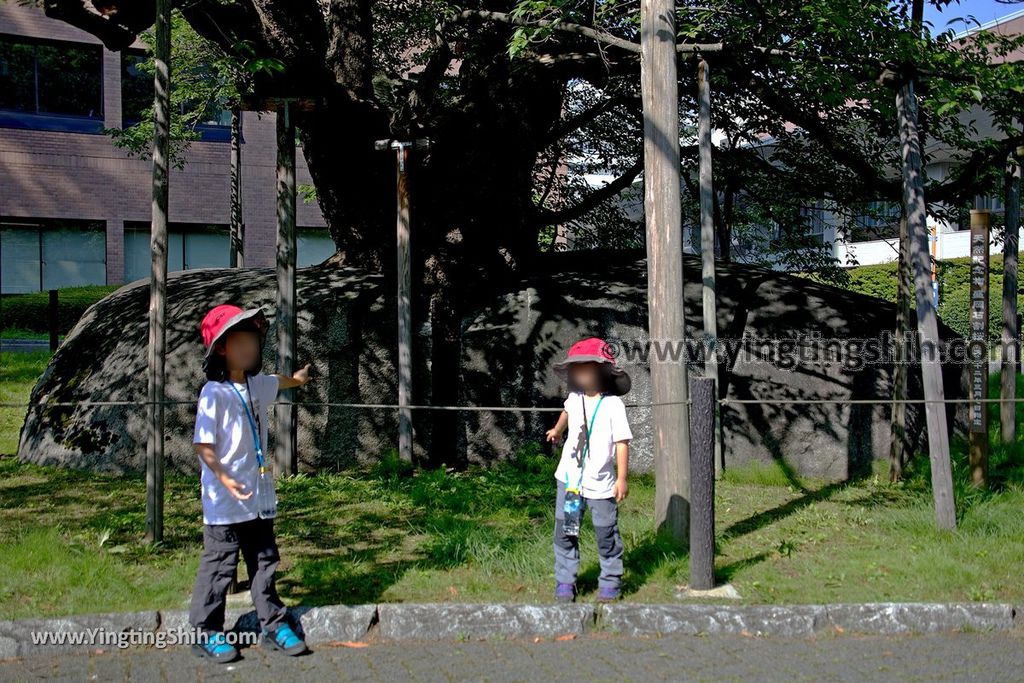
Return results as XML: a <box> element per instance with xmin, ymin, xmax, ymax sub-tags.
<box><xmin>545</xmin><ymin>410</ymin><xmax>569</xmax><ymax>443</ymax></box>
<box><xmin>275</xmin><ymin>364</ymin><xmax>312</xmax><ymax>390</ymax></box>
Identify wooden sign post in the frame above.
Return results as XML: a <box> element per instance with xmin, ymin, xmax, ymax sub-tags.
<box><xmin>969</xmin><ymin>209</ymin><xmax>990</xmax><ymax>488</ymax></box>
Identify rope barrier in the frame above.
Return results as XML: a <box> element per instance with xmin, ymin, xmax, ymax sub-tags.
<box><xmin>1</xmin><ymin>396</ymin><xmax>1023</xmax><ymax>410</ymax></box>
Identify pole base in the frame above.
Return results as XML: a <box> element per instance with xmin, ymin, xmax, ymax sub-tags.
<box><xmin>675</xmin><ymin>583</ymin><xmax>742</xmax><ymax>600</ymax></box>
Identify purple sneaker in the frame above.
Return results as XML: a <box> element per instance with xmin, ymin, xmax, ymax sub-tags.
<box><xmin>597</xmin><ymin>586</ymin><xmax>620</xmax><ymax>602</ymax></box>
<box><xmin>555</xmin><ymin>583</ymin><xmax>576</xmax><ymax>602</ymax></box>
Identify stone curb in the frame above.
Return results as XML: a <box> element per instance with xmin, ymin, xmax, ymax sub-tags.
<box><xmin>376</xmin><ymin>604</ymin><xmax>595</xmax><ymax>641</ymax></box>
<box><xmin>0</xmin><ymin>602</ymin><xmax>1017</xmax><ymax>657</ymax></box>
<box><xmin>601</xmin><ymin>603</ymin><xmax>1017</xmax><ymax>638</ymax></box>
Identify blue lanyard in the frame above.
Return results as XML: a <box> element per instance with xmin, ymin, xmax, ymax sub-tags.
<box><xmin>229</xmin><ymin>381</ymin><xmax>265</xmax><ymax>469</ymax></box>
<box><xmin>566</xmin><ymin>394</ymin><xmax>604</xmax><ymax>491</ymax></box>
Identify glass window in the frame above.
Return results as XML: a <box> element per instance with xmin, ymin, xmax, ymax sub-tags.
<box><xmin>297</xmin><ymin>229</ymin><xmax>335</xmax><ymax>266</ymax></box>
<box><xmin>121</xmin><ymin>51</ymin><xmax>150</xmax><ymax>124</ymax></box>
<box><xmin>183</xmin><ymin>226</ymin><xmax>229</xmax><ymax>269</ymax></box>
<box><xmin>41</xmin><ymin>225</ymin><xmax>106</xmax><ymax>289</ymax></box>
<box><xmin>0</xmin><ymin>41</ymin><xmax>35</xmax><ymax>113</ymax></box>
<box><xmin>124</xmin><ymin>222</ymin><xmax>228</xmax><ymax>283</ymax></box>
<box><xmin>0</xmin><ymin>35</ymin><xmax>102</xmax><ymax>118</ymax></box>
<box><xmin>0</xmin><ymin>224</ymin><xmax>42</xmax><ymax>293</ymax></box>
<box><xmin>0</xmin><ymin>220</ymin><xmax>106</xmax><ymax>293</ymax></box>
<box><xmin>849</xmin><ymin>201</ymin><xmax>900</xmax><ymax>242</ymax></box>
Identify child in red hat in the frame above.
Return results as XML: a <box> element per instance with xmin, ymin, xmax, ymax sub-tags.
<box><xmin>545</xmin><ymin>337</ymin><xmax>633</xmax><ymax>602</ymax></box>
<box><xmin>189</xmin><ymin>304</ymin><xmax>311</xmax><ymax>662</ymax></box>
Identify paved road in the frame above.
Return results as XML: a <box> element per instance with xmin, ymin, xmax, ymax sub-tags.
<box><xmin>2</xmin><ymin>632</ymin><xmax>1022</xmax><ymax>682</ymax></box>
<box><xmin>0</xmin><ymin>339</ymin><xmax>52</xmax><ymax>353</ymax></box>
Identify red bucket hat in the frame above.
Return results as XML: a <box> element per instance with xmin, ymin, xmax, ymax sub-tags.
<box><xmin>553</xmin><ymin>337</ymin><xmax>631</xmax><ymax>396</ymax></box>
<box><xmin>200</xmin><ymin>304</ymin><xmax>268</xmax><ymax>359</ymax></box>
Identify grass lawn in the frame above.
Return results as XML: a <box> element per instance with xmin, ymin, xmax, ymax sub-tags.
<box><xmin>1</xmin><ymin>352</ymin><xmax>1023</xmax><ymax>619</ymax></box>
<box><xmin>0</xmin><ymin>351</ymin><xmax>51</xmax><ymax>455</ymax></box>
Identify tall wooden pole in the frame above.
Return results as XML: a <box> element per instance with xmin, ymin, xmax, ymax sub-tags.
<box><xmin>889</xmin><ymin>213</ymin><xmax>912</xmax><ymax>481</ymax></box>
<box><xmin>1000</xmin><ymin>154</ymin><xmax>1020</xmax><ymax>444</ymax></box>
<box><xmin>275</xmin><ymin>101</ymin><xmax>297</xmax><ymax>475</ymax></box>
<box><xmin>697</xmin><ymin>58</ymin><xmax>722</xmax><ymax>479</ymax></box>
<box><xmin>145</xmin><ymin>0</ymin><xmax>171</xmax><ymax>544</ymax></box>
<box><xmin>896</xmin><ymin>78</ymin><xmax>957</xmax><ymax>529</ymax></box>
<box><xmin>969</xmin><ymin>210</ymin><xmax>990</xmax><ymax>487</ymax></box>
<box><xmin>229</xmin><ymin>108</ymin><xmax>244</xmax><ymax>268</ymax></box>
<box><xmin>395</xmin><ymin>142</ymin><xmax>413</xmax><ymax>463</ymax></box>
<box><xmin>892</xmin><ymin>0</ymin><xmax>955</xmax><ymax>529</ymax></box>
<box><xmin>641</xmin><ymin>0</ymin><xmax>691</xmax><ymax>544</ymax></box>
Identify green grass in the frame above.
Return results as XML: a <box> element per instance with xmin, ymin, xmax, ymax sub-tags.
<box><xmin>1</xmin><ymin>355</ymin><xmax>1023</xmax><ymax>618</ymax></box>
<box><xmin>0</xmin><ymin>351</ymin><xmax>50</xmax><ymax>455</ymax></box>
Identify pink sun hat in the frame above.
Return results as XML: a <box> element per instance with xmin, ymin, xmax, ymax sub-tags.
<box><xmin>553</xmin><ymin>337</ymin><xmax>631</xmax><ymax>396</ymax></box>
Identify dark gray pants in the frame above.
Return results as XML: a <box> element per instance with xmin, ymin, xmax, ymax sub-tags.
<box><xmin>189</xmin><ymin>517</ymin><xmax>287</xmax><ymax>633</ymax></box>
<box><xmin>554</xmin><ymin>481</ymin><xmax>624</xmax><ymax>590</ymax></box>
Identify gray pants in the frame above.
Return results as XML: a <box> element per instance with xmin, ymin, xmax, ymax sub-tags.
<box><xmin>189</xmin><ymin>518</ymin><xmax>287</xmax><ymax>633</ymax></box>
<box><xmin>554</xmin><ymin>481</ymin><xmax>624</xmax><ymax>590</ymax></box>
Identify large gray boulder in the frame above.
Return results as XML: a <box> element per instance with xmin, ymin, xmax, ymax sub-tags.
<box><xmin>17</xmin><ymin>252</ymin><xmax>964</xmax><ymax>479</ymax></box>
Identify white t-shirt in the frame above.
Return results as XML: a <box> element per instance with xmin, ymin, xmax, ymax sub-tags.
<box><xmin>193</xmin><ymin>374</ymin><xmax>279</xmax><ymax>525</ymax></box>
<box><xmin>554</xmin><ymin>392</ymin><xmax>633</xmax><ymax>499</ymax></box>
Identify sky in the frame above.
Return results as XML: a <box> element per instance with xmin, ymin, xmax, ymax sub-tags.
<box><xmin>923</xmin><ymin>0</ymin><xmax>1024</xmax><ymax>34</ymax></box>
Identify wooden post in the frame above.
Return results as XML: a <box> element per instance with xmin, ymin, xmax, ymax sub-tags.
<box><xmin>688</xmin><ymin>376</ymin><xmax>715</xmax><ymax>590</ymax></box>
<box><xmin>969</xmin><ymin>210</ymin><xmax>990</xmax><ymax>487</ymax></box>
<box><xmin>697</xmin><ymin>58</ymin><xmax>722</xmax><ymax>479</ymax></box>
<box><xmin>889</xmin><ymin>213</ymin><xmax>912</xmax><ymax>481</ymax></box>
<box><xmin>896</xmin><ymin>77</ymin><xmax>956</xmax><ymax>530</ymax></box>
<box><xmin>275</xmin><ymin>100</ymin><xmax>297</xmax><ymax>475</ymax></box>
<box><xmin>396</xmin><ymin>145</ymin><xmax>413</xmax><ymax>464</ymax></box>
<box><xmin>48</xmin><ymin>289</ymin><xmax>58</xmax><ymax>352</ymax></box>
<box><xmin>145</xmin><ymin>0</ymin><xmax>171</xmax><ymax>544</ymax></box>
<box><xmin>641</xmin><ymin>0</ymin><xmax>691</xmax><ymax>544</ymax></box>
<box><xmin>229</xmin><ymin>108</ymin><xmax>244</xmax><ymax>268</ymax></box>
<box><xmin>1001</xmin><ymin>155</ymin><xmax>1020</xmax><ymax>444</ymax></box>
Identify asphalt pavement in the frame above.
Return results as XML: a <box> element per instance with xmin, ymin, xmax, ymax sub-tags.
<box><xmin>1</xmin><ymin>631</ymin><xmax>1022</xmax><ymax>682</ymax></box>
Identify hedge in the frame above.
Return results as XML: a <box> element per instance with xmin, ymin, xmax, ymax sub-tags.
<box><xmin>0</xmin><ymin>285</ymin><xmax>119</xmax><ymax>335</ymax></box>
<box><xmin>845</xmin><ymin>255</ymin><xmax>1022</xmax><ymax>341</ymax></box>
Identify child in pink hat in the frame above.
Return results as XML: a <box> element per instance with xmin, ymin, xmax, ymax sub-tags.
<box><xmin>189</xmin><ymin>304</ymin><xmax>312</xmax><ymax>662</ymax></box>
<box><xmin>545</xmin><ymin>337</ymin><xmax>633</xmax><ymax>602</ymax></box>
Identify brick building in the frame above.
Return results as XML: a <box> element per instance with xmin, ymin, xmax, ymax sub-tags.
<box><xmin>0</xmin><ymin>3</ymin><xmax>331</xmax><ymax>294</ymax></box>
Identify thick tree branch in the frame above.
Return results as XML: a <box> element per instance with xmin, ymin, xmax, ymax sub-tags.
<box><xmin>43</xmin><ymin>0</ymin><xmax>153</xmax><ymax>50</ymax></box>
<box><xmin>533</xmin><ymin>156</ymin><xmax>643</xmax><ymax>225</ymax></box>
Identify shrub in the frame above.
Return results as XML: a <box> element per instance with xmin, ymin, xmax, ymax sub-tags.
<box><xmin>845</xmin><ymin>254</ymin><xmax>1022</xmax><ymax>342</ymax></box>
<box><xmin>0</xmin><ymin>286</ymin><xmax>118</xmax><ymax>335</ymax></box>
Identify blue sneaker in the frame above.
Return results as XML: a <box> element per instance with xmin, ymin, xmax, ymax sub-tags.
<box><xmin>192</xmin><ymin>631</ymin><xmax>239</xmax><ymax>663</ymax></box>
<box><xmin>555</xmin><ymin>582</ymin><xmax>576</xmax><ymax>602</ymax></box>
<box><xmin>597</xmin><ymin>586</ymin><xmax>621</xmax><ymax>602</ymax></box>
<box><xmin>263</xmin><ymin>623</ymin><xmax>308</xmax><ymax>656</ymax></box>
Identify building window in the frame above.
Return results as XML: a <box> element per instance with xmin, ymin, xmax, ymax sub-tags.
<box><xmin>800</xmin><ymin>203</ymin><xmax>827</xmax><ymax>243</ymax></box>
<box><xmin>0</xmin><ymin>219</ymin><xmax>106</xmax><ymax>293</ymax></box>
<box><xmin>121</xmin><ymin>51</ymin><xmax>151</xmax><ymax>125</ymax></box>
<box><xmin>298</xmin><ymin>229</ymin><xmax>335</xmax><ymax>266</ymax></box>
<box><xmin>124</xmin><ymin>222</ymin><xmax>230</xmax><ymax>283</ymax></box>
<box><xmin>849</xmin><ymin>201</ymin><xmax>900</xmax><ymax>242</ymax></box>
<box><xmin>0</xmin><ymin>35</ymin><xmax>103</xmax><ymax>132</ymax></box>
<box><xmin>121</xmin><ymin>50</ymin><xmax>231</xmax><ymax>141</ymax></box>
